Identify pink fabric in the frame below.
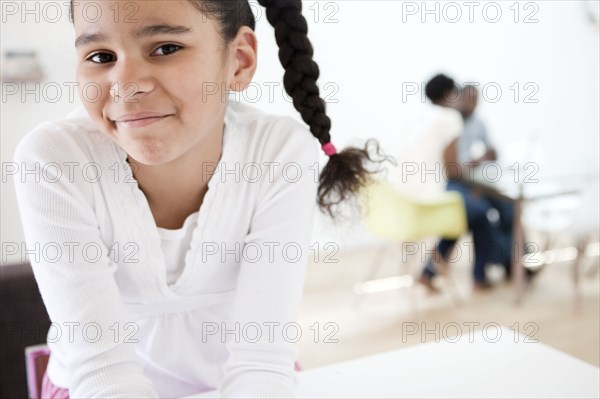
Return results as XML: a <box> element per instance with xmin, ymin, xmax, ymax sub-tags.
<box><xmin>41</xmin><ymin>371</ymin><xmax>69</xmax><ymax>399</ymax></box>
<box><xmin>321</xmin><ymin>141</ymin><xmax>337</xmax><ymax>156</ymax></box>
<box><xmin>25</xmin><ymin>346</ymin><xmax>51</xmax><ymax>399</ymax></box>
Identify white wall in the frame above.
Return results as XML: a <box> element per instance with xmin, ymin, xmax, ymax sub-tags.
<box><xmin>2</xmin><ymin>1</ymin><xmax>599</xmax><ymax>264</ymax></box>
<box><xmin>2</xmin><ymin>3</ymin><xmax>80</xmax><ymax>265</ymax></box>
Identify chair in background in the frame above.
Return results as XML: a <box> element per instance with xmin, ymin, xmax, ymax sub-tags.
<box><xmin>523</xmin><ymin>177</ymin><xmax>599</xmax><ymax>310</ymax></box>
<box><xmin>569</xmin><ymin>179</ymin><xmax>600</xmax><ymax>310</ymax></box>
<box><xmin>0</xmin><ymin>262</ymin><xmax>52</xmax><ymax>399</ymax></box>
<box><xmin>24</xmin><ymin>344</ymin><xmax>51</xmax><ymax>399</ymax></box>
<box><xmin>354</xmin><ymin>177</ymin><xmax>468</xmax><ymax>308</ymax></box>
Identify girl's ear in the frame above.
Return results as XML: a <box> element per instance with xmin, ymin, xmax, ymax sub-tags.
<box><xmin>227</xmin><ymin>26</ymin><xmax>258</xmax><ymax>92</ymax></box>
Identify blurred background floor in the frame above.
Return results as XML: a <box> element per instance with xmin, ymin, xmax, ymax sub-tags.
<box><xmin>297</xmin><ymin>242</ymin><xmax>600</xmax><ymax>369</ymax></box>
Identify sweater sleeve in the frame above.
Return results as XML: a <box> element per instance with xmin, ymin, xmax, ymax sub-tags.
<box><xmin>12</xmin><ymin>125</ymin><xmax>159</xmax><ymax>398</ymax></box>
<box><xmin>218</xmin><ymin>120</ymin><xmax>320</xmax><ymax>398</ymax></box>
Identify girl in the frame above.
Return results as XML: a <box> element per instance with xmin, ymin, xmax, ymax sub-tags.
<box><xmin>14</xmin><ymin>1</ymin><xmax>391</xmax><ymax>397</ymax></box>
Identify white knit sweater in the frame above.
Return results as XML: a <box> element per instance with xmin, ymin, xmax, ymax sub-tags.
<box><xmin>13</xmin><ymin>99</ymin><xmax>320</xmax><ymax>398</ymax></box>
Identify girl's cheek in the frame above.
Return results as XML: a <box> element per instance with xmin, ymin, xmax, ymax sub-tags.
<box><xmin>76</xmin><ymin>73</ymin><xmax>108</xmax><ymax>108</ymax></box>
<box><xmin>76</xmin><ymin>70</ymin><xmax>95</xmax><ymax>104</ymax></box>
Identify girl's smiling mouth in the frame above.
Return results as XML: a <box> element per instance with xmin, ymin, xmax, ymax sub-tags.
<box><xmin>112</xmin><ymin>112</ymin><xmax>173</xmax><ymax>129</ymax></box>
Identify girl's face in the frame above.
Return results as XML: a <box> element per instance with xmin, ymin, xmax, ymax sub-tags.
<box><xmin>73</xmin><ymin>0</ymin><xmax>236</xmax><ymax>166</ymax></box>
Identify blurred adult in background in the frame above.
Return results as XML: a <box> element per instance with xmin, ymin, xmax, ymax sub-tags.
<box><xmin>455</xmin><ymin>86</ymin><xmax>537</xmax><ymax>282</ymax></box>
<box><xmin>456</xmin><ymin>85</ymin><xmax>515</xmax><ymax>279</ymax></box>
<box><xmin>456</xmin><ymin>85</ymin><xmax>497</xmax><ymax>165</ymax></box>
<box><xmin>419</xmin><ymin>80</ymin><xmax>498</xmax><ymax>292</ymax></box>
<box><xmin>387</xmin><ymin>74</ymin><xmax>463</xmax><ymax>202</ymax></box>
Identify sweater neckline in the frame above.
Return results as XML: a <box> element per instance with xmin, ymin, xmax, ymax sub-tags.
<box><xmin>156</xmin><ymin>210</ymin><xmax>200</xmax><ymax>240</ymax></box>
<box><xmin>115</xmin><ymin>101</ymin><xmax>238</xmax><ymax>297</ymax></box>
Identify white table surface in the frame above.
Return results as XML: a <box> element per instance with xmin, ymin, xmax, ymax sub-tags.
<box><xmin>185</xmin><ymin>327</ymin><xmax>600</xmax><ymax>398</ymax></box>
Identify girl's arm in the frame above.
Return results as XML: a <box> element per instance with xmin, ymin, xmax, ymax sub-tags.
<box><xmin>13</xmin><ymin>126</ymin><xmax>159</xmax><ymax>398</ymax></box>
<box><xmin>218</xmin><ymin>121</ymin><xmax>320</xmax><ymax>398</ymax></box>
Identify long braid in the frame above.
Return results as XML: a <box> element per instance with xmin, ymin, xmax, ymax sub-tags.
<box><xmin>257</xmin><ymin>1</ymin><xmax>331</xmax><ymax>145</ymax></box>
<box><xmin>257</xmin><ymin>0</ymin><xmax>394</xmax><ymax>220</ymax></box>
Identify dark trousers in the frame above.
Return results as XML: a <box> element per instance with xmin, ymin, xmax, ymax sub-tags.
<box><xmin>422</xmin><ymin>181</ymin><xmax>514</xmax><ymax>283</ymax></box>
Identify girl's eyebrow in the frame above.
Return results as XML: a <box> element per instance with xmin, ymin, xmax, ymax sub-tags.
<box><xmin>75</xmin><ymin>24</ymin><xmax>193</xmax><ymax>48</ymax></box>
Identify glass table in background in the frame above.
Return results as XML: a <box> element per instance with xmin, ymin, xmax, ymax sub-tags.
<box><xmin>457</xmin><ymin>163</ymin><xmax>594</xmax><ymax>305</ymax></box>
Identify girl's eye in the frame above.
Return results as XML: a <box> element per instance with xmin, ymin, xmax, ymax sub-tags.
<box><xmin>152</xmin><ymin>44</ymin><xmax>182</xmax><ymax>56</ymax></box>
<box><xmin>87</xmin><ymin>53</ymin><xmax>115</xmax><ymax>64</ymax></box>
<box><xmin>84</xmin><ymin>44</ymin><xmax>181</xmax><ymax>64</ymax></box>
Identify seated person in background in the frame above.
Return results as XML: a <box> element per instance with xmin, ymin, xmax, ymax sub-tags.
<box><xmin>457</xmin><ymin>86</ymin><xmax>513</xmax><ymax>279</ymax></box>
<box><xmin>456</xmin><ymin>86</ymin><xmax>535</xmax><ymax>282</ymax></box>
<box><xmin>387</xmin><ymin>74</ymin><xmax>463</xmax><ymax>202</ymax></box>
<box><xmin>456</xmin><ymin>85</ymin><xmax>497</xmax><ymax>166</ymax></box>
<box><xmin>418</xmin><ymin>80</ymin><xmax>498</xmax><ymax>292</ymax></box>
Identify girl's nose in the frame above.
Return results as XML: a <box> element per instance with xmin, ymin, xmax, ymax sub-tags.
<box><xmin>108</xmin><ymin>57</ymin><xmax>155</xmax><ymax>103</ymax></box>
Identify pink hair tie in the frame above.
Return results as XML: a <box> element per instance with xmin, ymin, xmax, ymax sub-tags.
<box><xmin>321</xmin><ymin>141</ymin><xmax>337</xmax><ymax>157</ymax></box>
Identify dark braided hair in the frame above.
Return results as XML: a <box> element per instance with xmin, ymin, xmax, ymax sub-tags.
<box><xmin>70</xmin><ymin>0</ymin><xmax>395</xmax><ymax>222</ymax></box>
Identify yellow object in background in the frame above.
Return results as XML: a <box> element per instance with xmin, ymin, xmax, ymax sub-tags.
<box><xmin>360</xmin><ymin>178</ymin><xmax>467</xmax><ymax>242</ymax></box>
